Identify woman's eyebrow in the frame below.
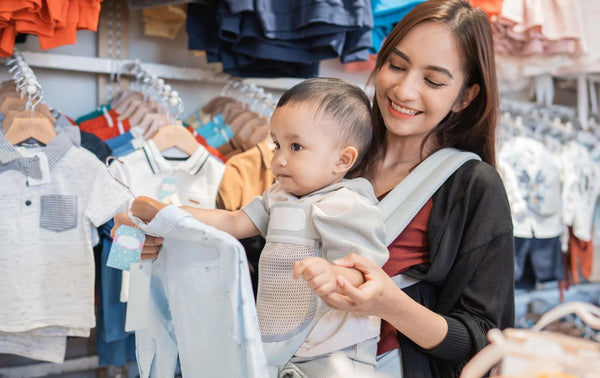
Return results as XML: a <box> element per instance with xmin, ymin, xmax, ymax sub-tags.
<box><xmin>391</xmin><ymin>48</ymin><xmax>454</xmax><ymax>79</ymax></box>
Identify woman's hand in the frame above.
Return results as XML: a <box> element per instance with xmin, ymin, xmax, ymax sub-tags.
<box><xmin>111</xmin><ymin>207</ymin><xmax>163</xmax><ymax>260</ymax></box>
<box><xmin>320</xmin><ymin>253</ymin><xmax>402</xmax><ymax>319</ymax></box>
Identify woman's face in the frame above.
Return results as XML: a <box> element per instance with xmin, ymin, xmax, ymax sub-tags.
<box><xmin>375</xmin><ymin>22</ymin><xmax>471</xmax><ymax>142</ymax></box>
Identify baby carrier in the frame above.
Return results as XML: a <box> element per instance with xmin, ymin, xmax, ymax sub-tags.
<box><xmin>265</xmin><ymin>148</ymin><xmax>481</xmax><ymax>376</ymax></box>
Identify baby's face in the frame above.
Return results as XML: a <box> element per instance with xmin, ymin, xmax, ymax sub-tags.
<box><xmin>269</xmin><ymin>104</ymin><xmax>344</xmax><ymax>197</ymax></box>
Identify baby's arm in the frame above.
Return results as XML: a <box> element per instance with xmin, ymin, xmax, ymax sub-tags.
<box><xmin>298</xmin><ymin>186</ymin><xmax>388</xmax><ymax>293</ymax></box>
<box><xmin>293</xmin><ymin>257</ymin><xmax>365</xmax><ymax>297</ymax></box>
<box><xmin>132</xmin><ymin>196</ymin><xmax>259</xmax><ymax>239</ymax></box>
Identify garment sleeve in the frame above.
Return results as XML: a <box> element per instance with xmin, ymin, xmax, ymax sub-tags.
<box><xmin>241</xmin><ymin>194</ymin><xmax>269</xmax><ymax>238</ymax></box>
<box><xmin>497</xmin><ymin>156</ymin><xmax>527</xmax><ymax>219</ymax></box>
<box><xmin>312</xmin><ymin>188</ymin><xmax>388</xmax><ymax>267</ymax></box>
<box><xmin>83</xmin><ymin>151</ymin><xmax>130</xmax><ymax>227</ymax></box>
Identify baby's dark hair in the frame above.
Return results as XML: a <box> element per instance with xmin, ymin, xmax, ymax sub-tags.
<box><xmin>276</xmin><ymin>77</ymin><xmax>372</xmax><ymax>167</ymax></box>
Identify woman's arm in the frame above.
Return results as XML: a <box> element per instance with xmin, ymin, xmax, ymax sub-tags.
<box><xmin>324</xmin><ymin>254</ymin><xmax>449</xmax><ymax>350</ymax></box>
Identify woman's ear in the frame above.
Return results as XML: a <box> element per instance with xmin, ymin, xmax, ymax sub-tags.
<box><xmin>452</xmin><ymin>83</ymin><xmax>480</xmax><ymax>112</ymax></box>
<box><xmin>334</xmin><ymin>146</ymin><xmax>358</xmax><ymax>174</ymax></box>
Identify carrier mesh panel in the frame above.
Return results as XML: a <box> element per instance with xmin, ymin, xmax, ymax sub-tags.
<box><xmin>257</xmin><ymin>242</ymin><xmax>317</xmax><ymax>341</ymax></box>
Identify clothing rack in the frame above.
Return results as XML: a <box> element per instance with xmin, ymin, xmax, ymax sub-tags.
<box><xmin>122</xmin><ymin>58</ymin><xmax>184</xmax><ymax>120</ymax></box>
<box><xmin>220</xmin><ymin>78</ymin><xmax>277</xmax><ymax>117</ymax></box>
<box><xmin>16</xmin><ymin>51</ymin><xmax>302</xmax><ymax>92</ymax></box>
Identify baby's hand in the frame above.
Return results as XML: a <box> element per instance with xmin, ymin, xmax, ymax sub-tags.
<box><xmin>293</xmin><ymin>257</ymin><xmax>337</xmax><ymax>297</ymax></box>
<box><xmin>131</xmin><ymin>196</ymin><xmax>167</xmax><ymax>223</ymax></box>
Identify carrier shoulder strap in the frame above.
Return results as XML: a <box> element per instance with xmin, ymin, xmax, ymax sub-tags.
<box><xmin>378</xmin><ymin>148</ymin><xmax>481</xmax><ymax>246</ymax></box>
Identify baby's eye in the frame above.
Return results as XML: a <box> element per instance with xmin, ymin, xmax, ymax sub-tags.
<box><xmin>291</xmin><ymin>143</ymin><xmax>303</xmax><ymax>151</ymax></box>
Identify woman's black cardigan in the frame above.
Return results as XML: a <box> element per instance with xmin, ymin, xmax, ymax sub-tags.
<box><xmin>398</xmin><ymin>160</ymin><xmax>515</xmax><ymax>378</ymax></box>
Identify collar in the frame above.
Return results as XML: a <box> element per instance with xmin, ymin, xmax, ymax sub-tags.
<box><xmin>0</xmin><ymin>125</ymin><xmax>80</xmax><ymax>169</ymax></box>
<box><xmin>141</xmin><ymin>139</ymin><xmax>210</xmax><ymax>175</ymax></box>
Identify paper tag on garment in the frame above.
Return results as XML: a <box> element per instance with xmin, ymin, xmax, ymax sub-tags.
<box><xmin>158</xmin><ymin>177</ymin><xmax>181</xmax><ymax>206</ymax></box>
<box><xmin>125</xmin><ymin>259</ymin><xmax>152</xmax><ymax>332</ymax></box>
<box><xmin>107</xmin><ymin>225</ymin><xmax>145</xmax><ymax>271</ymax></box>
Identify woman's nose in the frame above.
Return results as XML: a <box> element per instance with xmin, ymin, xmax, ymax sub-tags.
<box><xmin>394</xmin><ymin>73</ymin><xmax>418</xmax><ymax>101</ymax></box>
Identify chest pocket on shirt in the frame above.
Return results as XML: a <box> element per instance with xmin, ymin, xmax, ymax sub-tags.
<box><xmin>40</xmin><ymin>195</ymin><xmax>78</xmax><ymax>232</ymax></box>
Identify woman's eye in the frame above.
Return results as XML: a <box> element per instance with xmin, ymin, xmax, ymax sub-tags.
<box><xmin>291</xmin><ymin>143</ymin><xmax>303</xmax><ymax>151</ymax></box>
<box><xmin>425</xmin><ymin>78</ymin><xmax>445</xmax><ymax>88</ymax></box>
<box><xmin>388</xmin><ymin>62</ymin><xmax>406</xmax><ymax>72</ymax></box>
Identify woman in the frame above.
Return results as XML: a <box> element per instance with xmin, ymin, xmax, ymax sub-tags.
<box><xmin>312</xmin><ymin>1</ymin><xmax>515</xmax><ymax>377</ymax></box>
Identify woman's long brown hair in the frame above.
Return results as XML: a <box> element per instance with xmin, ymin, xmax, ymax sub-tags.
<box><xmin>350</xmin><ymin>0</ymin><xmax>499</xmax><ymax>178</ymax></box>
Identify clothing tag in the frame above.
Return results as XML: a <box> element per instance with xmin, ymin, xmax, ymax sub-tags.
<box><xmin>107</xmin><ymin>225</ymin><xmax>145</xmax><ymax>271</ymax></box>
<box><xmin>158</xmin><ymin>177</ymin><xmax>181</xmax><ymax>206</ymax></box>
<box><xmin>125</xmin><ymin>260</ymin><xmax>152</xmax><ymax>332</ymax></box>
<box><xmin>26</xmin><ymin>152</ymin><xmax>52</xmax><ymax>187</ymax></box>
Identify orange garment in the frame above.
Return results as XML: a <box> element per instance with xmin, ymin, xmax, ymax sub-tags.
<box><xmin>78</xmin><ymin>110</ymin><xmax>131</xmax><ymax>141</ymax></box>
<box><xmin>12</xmin><ymin>6</ymin><xmax>56</xmax><ymax>38</ymax></box>
<box><xmin>216</xmin><ymin>140</ymin><xmax>274</xmax><ymax>211</ymax></box>
<box><xmin>567</xmin><ymin>226</ymin><xmax>593</xmax><ymax>284</ymax></box>
<box><xmin>468</xmin><ymin>0</ymin><xmax>504</xmax><ymax>17</ymax></box>
<box><xmin>39</xmin><ymin>0</ymin><xmax>79</xmax><ymax>49</ymax></box>
<box><xmin>0</xmin><ymin>24</ymin><xmax>17</xmax><ymax>57</ymax></box>
<box><xmin>77</xmin><ymin>0</ymin><xmax>102</xmax><ymax>31</ymax></box>
<box><xmin>0</xmin><ymin>1</ymin><xmax>41</xmax><ymax>21</ymax></box>
<box><xmin>0</xmin><ymin>0</ymin><xmax>102</xmax><ymax>57</ymax></box>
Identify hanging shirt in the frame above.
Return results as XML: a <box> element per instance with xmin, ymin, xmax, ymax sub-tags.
<box><xmin>133</xmin><ymin>205</ymin><xmax>268</xmax><ymax>378</ymax></box>
<box><xmin>0</xmin><ymin>127</ymin><xmax>130</xmax><ymax>360</ymax></box>
<box><xmin>109</xmin><ymin>139</ymin><xmax>226</xmax><ymax>302</ymax></box>
<box><xmin>498</xmin><ymin>136</ymin><xmax>562</xmax><ymax>238</ymax></box>
<box><xmin>559</xmin><ymin>141</ymin><xmax>600</xmax><ymax>241</ymax></box>
<box><xmin>217</xmin><ymin>139</ymin><xmax>274</xmax><ymax>211</ymax></box>
<box><xmin>109</xmin><ymin>139</ymin><xmax>225</xmax><ymax>209</ymax></box>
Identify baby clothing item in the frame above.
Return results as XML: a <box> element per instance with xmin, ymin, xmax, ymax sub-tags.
<box><xmin>132</xmin><ymin>205</ymin><xmax>268</xmax><ymax>378</ymax></box>
<box><xmin>242</xmin><ymin>178</ymin><xmax>388</xmax><ymax>376</ymax></box>
<box><xmin>498</xmin><ymin>136</ymin><xmax>563</xmax><ymax>238</ymax></box>
<box><xmin>0</xmin><ymin>126</ymin><xmax>130</xmax><ymax>362</ymax></box>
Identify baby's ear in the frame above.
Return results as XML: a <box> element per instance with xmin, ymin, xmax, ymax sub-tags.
<box><xmin>334</xmin><ymin>146</ymin><xmax>358</xmax><ymax>174</ymax></box>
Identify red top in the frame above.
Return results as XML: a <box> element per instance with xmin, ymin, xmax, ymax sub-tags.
<box><xmin>377</xmin><ymin>198</ymin><xmax>432</xmax><ymax>355</ymax></box>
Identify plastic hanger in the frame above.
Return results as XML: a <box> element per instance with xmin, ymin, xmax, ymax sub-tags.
<box><xmin>139</xmin><ymin>113</ymin><xmax>170</xmax><ymax>140</ymax></box>
<box><xmin>228</xmin><ymin>110</ymin><xmax>261</xmax><ymax>134</ymax></box>
<box><xmin>202</xmin><ymin>96</ymin><xmax>238</xmax><ymax>118</ymax></box>
<box><xmin>223</xmin><ymin>103</ymin><xmax>248</xmax><ymax>124</ymax></box>
<box><xmin>127</xmin><ymin>100</ymin><xmax>159</xmax><ymax>126</ymax></box>
<box><xmin>150</xmin><ymin>124</ymin><xmax>199</xmax><ymax>156</ymax></box>
<box><xmin>114</xmin><ymin>92</ymin><xmax>143</xmax><ymax>116</ymax></box>
<box><xmin>220</xmin><ymin>101</ymin><xmax>246</xmax><ymax>122</ymax></box>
